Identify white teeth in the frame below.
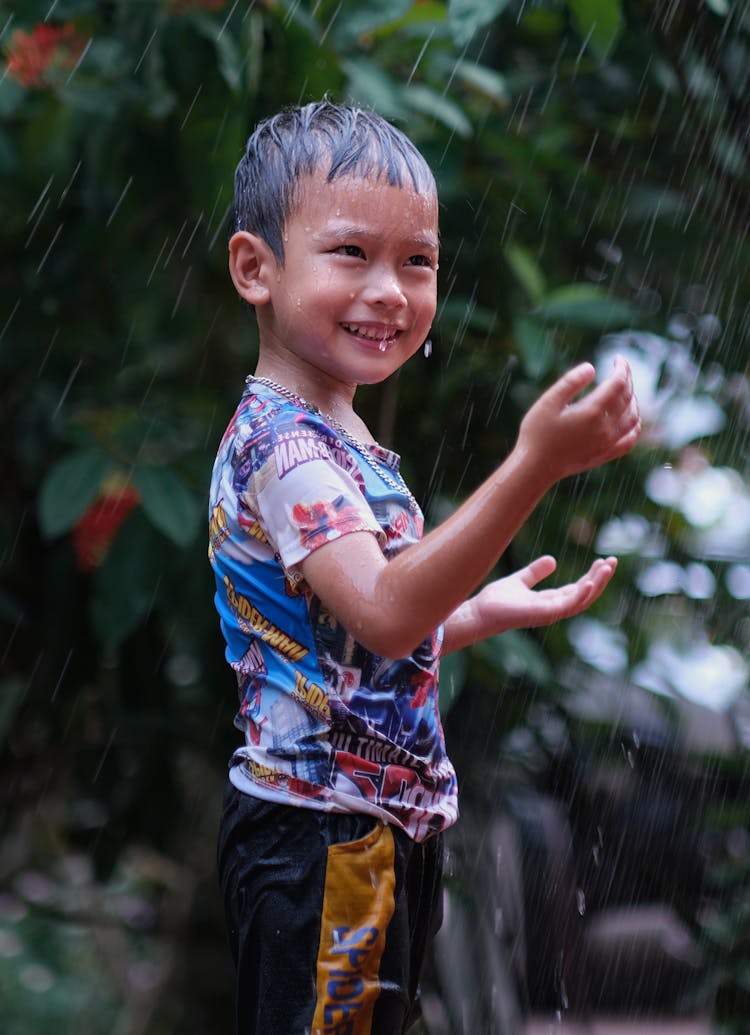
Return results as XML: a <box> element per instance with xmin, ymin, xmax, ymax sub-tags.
<box><xmin>344</xmin><ymin>323</ymin><xmax>396</xmax><ymax>342</ymax></box>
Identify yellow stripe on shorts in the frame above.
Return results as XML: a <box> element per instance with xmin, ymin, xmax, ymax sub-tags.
<box><xmin>312</xmin><ymin>821</ymin><xmax>396</xmax><ymax>1035</ymax></box>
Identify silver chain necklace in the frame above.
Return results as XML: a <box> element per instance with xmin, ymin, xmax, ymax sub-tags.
<box><xmin>245</xmin><ymin>375</ymin><xmax>420</xmax><ymax>514</ymax></box>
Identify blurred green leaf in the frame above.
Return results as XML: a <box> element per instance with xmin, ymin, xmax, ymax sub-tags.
<box><xmin>38</xmin><ymin>449</ymin><xmax>112</xmax><ymax>538</ymax></box>
<box><xmin>342</xmin><ymin>57</ymin><xmax>408</xmax><ymax>118</ymax></box>
<box><xmin>404</xmin><ymin>83</ymin><xmax>472</xmax><ymax>137</ymax></box>
<box><xmin>40</xmin><ymin>0</ymin><xmax>97</xmax><ymax>13</ymax></box>
<box><xmin>513</xmin><ymin>317</ymin><xmax>555</xmax><ymax>378</ymax></box>
<box><xmin>567</xmin><ymin>0</ymin><xmax>623</xmax><ymax>59</ymax></box>
<box><xmin>448</xmin><ymin>0</ymin><xmax>512</xmax><ymax>46</ymax></box>
<box><xmin>619</xmin><ymin>185</ymin><xmax>686</xmax><ymax>222</ymax></box>
<box><xmin>272</xmin><ymin>0</ymin><xmax>319</xmax><ymax>38</ymax></box>
<box><xmin>437</xmin><ymin>296</ymin><xmax>498</xmax><ymax>332</ymax></box>
<box><xmin>132</xmin><ymin>466</ymin><xmax>201</xmax><ymax>548</ymax></box>
<box><xmin>22</xmin><ymin>100</ymin><xmax>75</xmax><ymax>176</ymax></box>
<box><xmin>533</xmin><ymin>285</ymin><xmax>636</xmax><ymax>328</ymax></box>
<box><xmin>439</xmin><ymin>648</ymin><xmax>468</xmax><ymax>716</ymax></box>
<box><xmin>372</xmin><ymin>1</ymin><xmax>448</xmax><ymax>36</ymax></box>
<box><xmin>191</xmin><ymin>12</ymin><xmax>244</xmax><ymax>94</ymax></box>
<box><xmin>711</xmin><ymin>129</ymin><xmax>748</xmax><ymax>178</ymax></box>
<box><xmin>330</xmin><ymin>0</ymin><xmax>413</xmax><ymax>45</ymax></box>
<box><xmin>504</xmin><ymin>243</ymin><xmax>546</xmax><ymax>303</ymax></box>
<box><xmin>90</xmin><ymin>512</ymin><xmax>155</xmax><ymax>648</ymax></box>
<box><xmin>0</xmin><ymin>77</ymin><xmax>26</xmax><ymax>117</ymax></box>
<box><xmin>83</xmin><ymin>37</ymin><xmax>127</xmax><ymax>77</ymax></box>
<box><xmin>60</xmin><ymin>81</ymin><xmax>124</xmax><ymax>117</ymax></box>
<box><xmin>0</xmin><ymin>128</ymin><xmax>18</xmax><ymax>175</ymax></box>
<box><xmin>520</xmin><ymin>7</ymin><xmax>565</xmax><ymax>35</ymax></box>
<box><xmin>473</xmin><ymin>629</ymin><xmax>553</xmax><ymax>684</ymax></box>
<box><xmin>450</xmin><ymin>58</ymin><xmax>510</xmax><ymax>106</ymax></box>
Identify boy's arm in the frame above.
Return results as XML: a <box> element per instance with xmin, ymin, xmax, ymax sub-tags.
<box><xmin>299</xmin><ymin>357</ymin><xmax>640</xmax><ymax>658</ymax></box>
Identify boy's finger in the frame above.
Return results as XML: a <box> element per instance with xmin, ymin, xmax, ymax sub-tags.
<box><xmin>546</xmin><ymin>363</ymin><xmax>597</xmax><ymax>409</ymax></box>
<box><xmin>521</xmin><ymin>555</ymin><xmax>557</xmax><ymax>587</ymax></box>
<box><xmin>585</xmin><ymin>557</ymin><xmax>617</xmax><ymax>594</ymax></box>
<box><xmin>586</xmin><ymin>356</ymin><xmax>635</xmax><ymax>414</ymax></box>
<box><xmin>600</xmin><ymin>420</ymin><xmax>642</xmax><ymax>462</ymax></box>
<box><xmin>568</xmin><ymin>557</ymin><xmax>614</xmax><ymax>599</ymax></box>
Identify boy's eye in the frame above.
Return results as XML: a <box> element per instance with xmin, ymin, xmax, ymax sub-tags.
<box><xmin>334</xmin><ymin>244</ymin><xmax>365</xmax><ymax>258</ymax></box>
<box><xmin>407</xmin><ymin>254</ymin><xmax>436</xmax><ymax>268</ymax></box>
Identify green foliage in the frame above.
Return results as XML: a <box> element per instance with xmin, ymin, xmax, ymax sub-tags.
<box><xmin>0</xmin><ymin>846</ymin><xmax>192</xmax><ymax>1035</ymax></box>
<box><xmin>38</xmin><ymin>449</ymin><xmax>112</xmax><ymax>537</ymax></box>
<box><xmin>2</xmin><ymin>0</ymin><xmax>750</xmax><ymax>1028</ymax></box>
<box><xmin>533</xmin><ymin>284</ymin><xmax>637</xmax><ymax>328</ymax></box>
<box><xmin>567</xmin><ymin>0</ymin><xmax>624</xmax><ymax>58</ymax></box>
<box><xmin>132</xmin><ymin>466</ymin><xmax>201</xmax><ymax>548</ymax></box>
<box><xmin>448</xmin><ymin>0</ymin><xmax>513</xmax><ymax>46</ymax></box>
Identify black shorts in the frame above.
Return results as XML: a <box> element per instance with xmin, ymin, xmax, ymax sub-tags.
<box><xmin>217</xmin><ymin>782</ymin><xmax>444</xmax><ymax>1035</ymax></box>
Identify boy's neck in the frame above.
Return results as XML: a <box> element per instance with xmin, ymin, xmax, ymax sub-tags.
<box><xmin>253</xmin><ymin>353</ymin><xmax>373</xmax><ymax>441</ymax></box>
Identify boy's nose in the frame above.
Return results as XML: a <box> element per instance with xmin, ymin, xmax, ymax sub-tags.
<box><xmin>362</xmin><ymin>272</ymin><xmax>407</xmax><ymax>309</ymax></box>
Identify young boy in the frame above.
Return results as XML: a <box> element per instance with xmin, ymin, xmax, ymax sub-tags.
<box><xmin>209</xmin><ymin>100</ymin><xmax>640</xmax><ymax>1035</ymax></box>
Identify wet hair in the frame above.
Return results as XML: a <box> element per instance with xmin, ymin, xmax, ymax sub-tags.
<box><xmin>232</xmin><ymin>100</ymin><xmax>436</xmax><ymax>263</ymax></box>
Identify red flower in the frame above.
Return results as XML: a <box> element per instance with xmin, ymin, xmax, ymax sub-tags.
<box><xmin>73</xmin><ymin>483</ymin><xmax>140</xmax><ymax>572</ymax></box>
<box><xmin>5</xmin><ymin>22</ymin><xmax>85</xmax><ymax>88</ymax></box>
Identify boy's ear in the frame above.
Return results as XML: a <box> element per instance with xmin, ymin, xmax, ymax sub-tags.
<box><xmin>228</xmin><ymin>231</ymin><xmax>276</xmax><ymax>306</ymax></box>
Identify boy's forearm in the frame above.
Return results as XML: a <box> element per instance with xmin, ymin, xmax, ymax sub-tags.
<box><xmin>393</xmin><ymin>357</ymin><xmax>639</xmax><ymax>636</ymax></box>
<box><xmin>378</xmin><ymin>444</ymin><xmax>552</xmax><ymax>646</ymax></box>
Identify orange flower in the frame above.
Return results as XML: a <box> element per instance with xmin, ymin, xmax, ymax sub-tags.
<box><xmin>73</xmin><ymin>483</ymin><xmax>140</xmax><ymax>572</ymax></box>
<box><xmin>5</xmin><ymin>22</ymin><xmax>86</xmax><ymax>88</ymax></box>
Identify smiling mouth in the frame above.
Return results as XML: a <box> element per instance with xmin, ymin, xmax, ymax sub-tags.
<box><xmin>341</xmin><ymin>322</ymin><xmax>402</xmax><ymax>347</ymax></box>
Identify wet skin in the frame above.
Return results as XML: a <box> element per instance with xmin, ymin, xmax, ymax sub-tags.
<box><xmin>229</xmin><ymin>170</ymin><xmax>642</xmax><ymax>659</ymax></box>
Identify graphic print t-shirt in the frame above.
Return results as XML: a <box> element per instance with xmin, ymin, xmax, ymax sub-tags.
<box><xmin>208</xmin><ymin>382</ymin><xmax>458</xmax><ymax>842</ymax></box>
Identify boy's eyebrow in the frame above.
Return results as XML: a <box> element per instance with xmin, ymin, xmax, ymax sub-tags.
<box><xmin>316</xmin><ymin>222</ymin><xmax>440</xmax><ymax>250</ymax></box>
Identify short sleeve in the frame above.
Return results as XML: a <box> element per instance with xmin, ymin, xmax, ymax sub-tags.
<box><xmin>238</xmin><ymin>408</ymin><xmax>385</xmax><ymax>574</ymax></box>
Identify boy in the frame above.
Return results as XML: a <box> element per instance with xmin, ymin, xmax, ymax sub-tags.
<box><xmin>209</xmin><ymin>100</ymin><xmax>640</xmax><ymax>1035</ymax></box>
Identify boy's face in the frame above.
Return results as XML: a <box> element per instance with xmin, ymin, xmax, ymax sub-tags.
<box><xmin>256</xmin><ymin>170</ymin><xmax>439</xmax><ymax>390</ymax></box>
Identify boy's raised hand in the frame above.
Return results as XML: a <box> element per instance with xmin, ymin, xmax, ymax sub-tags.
<box><xmin>518</xmin><ymin>355</ymin><xmax>641</xmax><ymax>483</ymax></box>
